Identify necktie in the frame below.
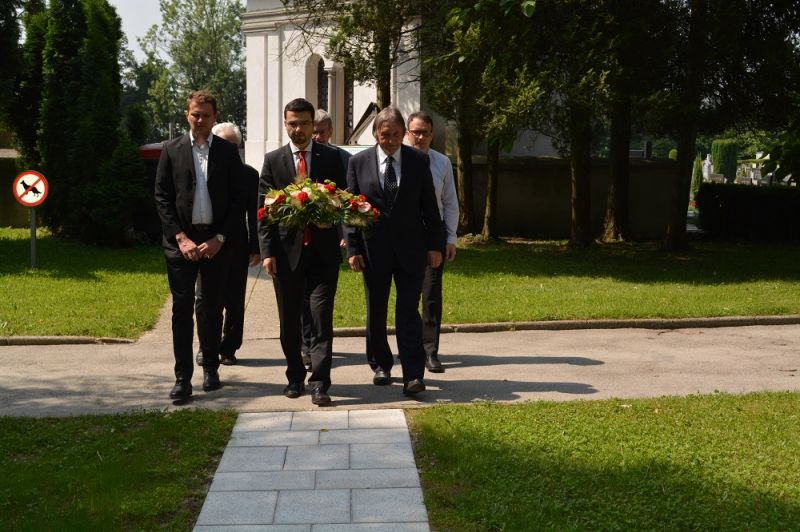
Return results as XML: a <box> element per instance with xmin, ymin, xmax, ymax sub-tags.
<box><xmin>297</xmin><ymin>150</ymin><xmax>307</xmax><ymax>177</ymax></box>
<box><xmin>384</xmin><ymin>156</ymin><xmax>397</xmax><ymax>204</ymax></box>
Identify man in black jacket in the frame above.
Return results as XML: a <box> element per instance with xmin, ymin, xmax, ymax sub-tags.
<box><xmin>258</xmin><ymin>98</ymin><xmax>346</xmax><ymax>406</ymax></box>
<box><xmin>345</xmin><ymin>106</ymin><xmax>443</xmax><ymax>396</ymax></box>
<box><xmin>154</xmin><ymin>90</ymin><xmax>245</xmax><ymax>402</ymax></box>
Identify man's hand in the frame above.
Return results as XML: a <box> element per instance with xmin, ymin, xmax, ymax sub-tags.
<box><xmin>248</xmin><ymin>253</ymin><xmax>261</xmax><ymax>267</ymax></box>
<box><xmin>176</xmin><ymin>232</ymin><xmax>200</xmax><ymax>262</ymax></box>
<box><xmin>263</xmin><ymin>257</ymin><xmax>277</xmax><ymax>276</ymax></box>
<box><xmin>348</xmin><ymin>254</ymin><xmax>366</xmax><ymax>272</ymax></box>
<box><xmin>445</xmin><ymin>243</ymin><xmax>457</xmax><ymax>262</ymax></box>
<box><xmin>198</xmin><ymin>237</ymin><xmax>223</xmax><ymax>260</ymax></box>
<box><xmin>427</xmin><ymin>250</ymin><xmax>443</xmax><ymax>269</ymax></box>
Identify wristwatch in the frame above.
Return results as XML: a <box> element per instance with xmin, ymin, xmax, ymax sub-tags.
<box><xmin>215</xmin><ymin>234</ymin><xmax>226</xmax><ymax>244</ymax></box>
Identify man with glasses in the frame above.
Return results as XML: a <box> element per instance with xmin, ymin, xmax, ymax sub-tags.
<box><xmin>405</xmin><ymin>111</ymin><xmax>459</xmax><ymax>373</ymax></box>
<box><xmin>258</xmin><ymin>98</ymin><xmax>345</xmax><ymax>406</ymax></box>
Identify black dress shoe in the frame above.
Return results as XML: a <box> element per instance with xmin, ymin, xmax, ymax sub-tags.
<box><xmin>220</xmin><ymin>353</ymin><xmax>237</xmax><ymax>366</ymax></box>
<box><xmin>373</xmin><ymin>369</ymin><xmax>391</xmax><ymax>386</ymax></box>
<box><xmin>302</xmin><ymin>354</ymin><xmax>312</xmax><ymax>371</ymax></box>
<box><xmin>283</xmin><ymin>382</ymin><xmax>304</xmax><ymax>398</ymax></box>
<box><xmin>403</xmin><ymin>378</ymin><xmax>426</xmax><ymax>395</ymax></box>
<box><xmin>311</xmin><ymin>388</ymin><xmax>332</xmax><ymax>406</ymax></box>
<box><xmin>169</xmin><ymin>379</ymin><xmax>193</xmax><ymax>401</ymax></box>
<box><xmin>426</xmin><ymin>354</ymin><xmax>444</xmax><ymax>373</ymax></box>
<box><xmin>195</xmin><ymin>350</ymin><xmax>205</xmax><ymax>367</ymax></box>
<box><xmin>203</xmin><ymin>368</ymin><xmax>221</xmax><ymax>391</ymax></box>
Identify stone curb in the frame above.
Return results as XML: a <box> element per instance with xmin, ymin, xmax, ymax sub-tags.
<box><xmin>4</xmin><ymin>315</ymin><xmax>800</xmax><ymax>346</ymax></box>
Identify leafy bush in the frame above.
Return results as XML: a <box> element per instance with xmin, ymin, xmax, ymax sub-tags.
<box><xmin>668</xmin><ymin>148</ymin><xmax>678</xmax><ymax>160</ymax></box>
<box><xmin>695</xmin><ymin>182</ymin><xmax>800</xmax><ymax>241</ymax></box>
<box><xmin>711</xmin><ymin>139</ymin><xmax>738</xmax><ymax>183</ymax></box>
<box><xmin>690</xmin><ymin>153</ymin><xmax>702</xmax><ymax>201</ymax></box>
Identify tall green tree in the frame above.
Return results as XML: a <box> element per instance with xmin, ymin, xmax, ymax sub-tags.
<box><xmin>0</xmin><ymin>0</ymin><xmax>22</xmax><ymax>134</ymax></box>
<box><xmin>38</xmin><ymin>0</ymin><xmax>87</xmax><ymax>234</ymax></box>
<box><xmin>9</xmin><ymin>0</ymin><xmax>48</xmax><ymax>168</ymax></box>
<box><xmin>141</xmin><ymin>0</ymin><xmax>245</xmax><ymax>136</ymax></box>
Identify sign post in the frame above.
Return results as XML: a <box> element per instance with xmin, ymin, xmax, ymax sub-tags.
<box><xmin>12</xmin><ymin>170</ymin><xmax>49</xmax><ymax>269</ymax></box>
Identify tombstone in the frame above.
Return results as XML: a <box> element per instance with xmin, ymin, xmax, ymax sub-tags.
<box><xmin>702</xmin><ymin>154</ymin><xmax>712</xmax><ymax>180</ymax></box>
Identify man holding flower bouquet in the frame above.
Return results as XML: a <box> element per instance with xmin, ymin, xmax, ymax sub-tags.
<box><xmin>345</xmin><ymin>107</ymin><xmax>444</xmax><ymax>396</ymax></box>
<box><xmin>258</xmin><ymin>98</ymin><xmax>346</xmax><ymax>406</ymax></box>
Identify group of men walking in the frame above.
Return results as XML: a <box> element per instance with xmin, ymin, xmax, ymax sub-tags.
<box><xmin>155</xmin><ymin>90</ymin><xmax>458</xmax><ymax>406</ymax></box>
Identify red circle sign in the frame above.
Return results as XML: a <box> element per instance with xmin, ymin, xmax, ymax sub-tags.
<box><xmin>13</xmin><ymin>171</ymin><xmax>49</xmax><ymax>207</ymax></box>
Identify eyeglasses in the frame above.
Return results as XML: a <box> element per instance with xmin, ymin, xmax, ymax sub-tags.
<box><xmin>286</xmin><ymin>120</ymin><xmax>312</xmax><ymax>129</ymax></box>
<box><xmin>408</xmin><ymin>129</ymin><xmax>432</xmax><ymax>138</ymax></box>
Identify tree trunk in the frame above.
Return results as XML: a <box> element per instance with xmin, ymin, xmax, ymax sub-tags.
<box><xmin>456</xmin><ymin>120</ymin><xmax>474</xmax><ymax>234</ymax></box>
<box><xmin>601</xmin><ymin>91</ymin><xmax>632</xmax><ymax>242</ymax></box>
<box><xmin>375</xmin><ymin>30</ymin><xmax>392</xmax><ymax>108</ymax></box>
<box><xmin>481</xmin><ymin>140</ymin><xmax>500</xmax><ymax>239</ymax></box>
<box><xmin>664</xmin><ymin>0</ymin><xmax>706</xmax><ymax>251</ymax></box>
<box><xmin>569</xmin><ymin>101</ymin><xmax>593</xmax><ymax>248</ymax></box>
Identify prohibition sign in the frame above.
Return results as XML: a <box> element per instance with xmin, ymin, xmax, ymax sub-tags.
<box><xmin>13</xmin><ymin>170</ymin><xmax>49</xmax><ymax>207</ymax></box>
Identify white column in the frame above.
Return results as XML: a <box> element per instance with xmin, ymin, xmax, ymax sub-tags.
<box><xmin>265</xmin><ymin>29</ymin><xmax>284</xmax><ymax>153</ymax></box>
<box><xmin>245</xmin><ymin>32</ymin><xmax>267</xmax><ymax>169</ymax></box>
<box><xmin>325</xmin><ymin>66</ymin><xmax>337</xmax><ymax>142</ymax></box>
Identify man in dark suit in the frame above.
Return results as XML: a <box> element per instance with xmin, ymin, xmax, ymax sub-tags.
<box><xmin>154</xmin><ymin>90</ymin><xmax>244</xmax><ymax>402</ymax></box>
<box><xmin>296</xmin><ymin>109</ymin><xmax>353</xmax><ymax>370</ymax></box>
<box><xmin>258</xmin><ymin>98</ymin><xmax>346</xmax><ymax>406</ymax></box>
<box><xmin>346</xmin><ymin>106</ymin><xmax>444</xmax><ymax>396</ymax></box>
<box><xmin>194</xmin><ymin>122</ymin><xmax>261</xmax><ymax>368</ymax></box>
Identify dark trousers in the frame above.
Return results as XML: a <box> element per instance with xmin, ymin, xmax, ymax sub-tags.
<box><xmin>363</xmin><ymin>264</ymin><xmax>426</xmax><ymax>382</ymax></box>
<box><xmin>165</xmin><ymin>234</ymin><xmax>230</xmax><ymax>381</ymax></box>
<box><xmin>273</xmin><ymin>246</ymin><xmax>339</xmax><ymax>391</ymax></box>
<box><xmin>301</xmin><ymin>292</ymin><xmax>313</xmax><ymax>356</ymax></box>
<box><xmin>421</xmin><ymin>247</ymin><xmax>446</xmax><ymax>357</ymax></box>
<box><xmin>220</xmin><ymin>240</ymin><xmax>249</xmax><ymax>357</ymax></box>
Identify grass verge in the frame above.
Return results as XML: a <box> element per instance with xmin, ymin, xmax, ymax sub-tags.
<box><xmin>0</xmin><ymin>409</ymin><xmax>236</xmax><ymax>531</ymax></box>
<box><xmin>334</xmin><ymin>239</ymin><xmax>800</xmax><ymax>327</ymax></box>
<box><xmin>407</xmin><ymin>391</ymin><xmax>800</xmax><ymax>530</ymax></box>
<box><xmin>0</xmin><ymin>227</ymin><xmax>168</xmax><ymax>337</ymax></box>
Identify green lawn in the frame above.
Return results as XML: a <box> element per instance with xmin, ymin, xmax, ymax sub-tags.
<box><xmin>4</xmin><ymin>227</ymin><xmax>800</xmax><ymax>337</ymax></box>
<box><xmin>407</xmin><ymin>392</ymin><xmax>800</xmax><ymax>530</ymax></box>
<box><xmin>334</xmin><ymin>239</ymin><xmax>800</xmax><ymax>327</ymax></box>
<box><xmin>0</xmin><ymin>409</ymin><xmax>236</xmax><ymax>531</ymax></box>
<box><xmin>0</xmin><ymin>227</ymin><xmax>168</xmax><ymax>337</ymax></box>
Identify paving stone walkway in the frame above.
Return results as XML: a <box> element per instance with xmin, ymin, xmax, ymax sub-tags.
<box><xmin>194</xmin><ymin>409</ymin><xmax>429</xmax><ymax>531</ymax></box>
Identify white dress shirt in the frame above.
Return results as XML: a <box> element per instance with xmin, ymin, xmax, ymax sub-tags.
<box><xmin>377</xmin><ymin>145</ymin><xmax>401</xmax><ymax>190</ymax></box>
<box><xmin>428</xmin><ymin>148</ymin><xmax>459</xmax><ymax>245</ymax></box>
<box><xmin>290</xmin><ymin>140</ymin><xmax>313</xmax><ymax>177</ymax></box>
<box><xmin>191</xmin><ymin>132</ymin><xmax>213</xmax><ymax>225</ymax></box>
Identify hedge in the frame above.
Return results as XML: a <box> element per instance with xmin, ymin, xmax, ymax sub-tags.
<box><xmin>711</xmin><ymin>139</ymin><xmax>738</xmax><ymax>183</ymax></box>
<box><xmin>695</xmin><ymin>182</ymin><xmax>800</xmax><ymax>242</ymax></box>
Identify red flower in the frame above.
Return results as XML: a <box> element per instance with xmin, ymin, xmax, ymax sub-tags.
<box><xmin>325</xmin><ymin>184</ymin><xmax>336</xmax><ymax>194</ymax></box>
<box><xmin>276</xmin><ymin>193</ymin><xmax>286</xmax><ymax>204</ymax></box>
<box><xmin>349</xmin><ymin>199</ymin><xmax>358</xmax><ymax>211</ymax></box>
<box><xmin>257</xmin><ymin>207</ymin><xmax>266</xmax><ymax>221</ymax></box>
<box><xmin>296</xmin><ymin>191</ymin><xmax>309</xmax><ymax>203</ymax></box>
<box><xmin>358</xmin><ymin>194</ymin><xmax>366</xmax><ymax>202</ymax></box>
<box><xmin>372</xmin><ymin>208</ymin><xmax>380</xmax><ymax>220</ymax></box>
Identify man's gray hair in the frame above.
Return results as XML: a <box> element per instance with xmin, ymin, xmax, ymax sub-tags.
<box><xmin>314</xmin><ymin>109</ymin><xmax>333</xmax><ymax>126</ymax></box>
<box><xmin>373</xmin><ymin>106</ymin><xmax>406</xmax><ymax>134</ymax></box>
<box><xmin>212</xmin><ymin>122</ymin><xmax>242</xmax><ymax>146</ymax></box>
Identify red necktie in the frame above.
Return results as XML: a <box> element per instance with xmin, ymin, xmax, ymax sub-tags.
<box><xmin>297</xmin><ymin>150</ymin><xmax>307</xmax><ymax>177</ymax></box>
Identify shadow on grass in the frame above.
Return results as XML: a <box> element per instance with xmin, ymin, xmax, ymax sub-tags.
<box><xmin>0</xmin><ymin>234</ymin><xmax>164</xmax><ymax>279</ymax></box>
<box><xmin>453</xmin><ymin>240</ymin><xmax>800</xmax><ymax>285</ymax></box>
<box><xmin>417</xmin><ymin>434</ymin><xmax>800</xmax><ymax>530</ymax></box>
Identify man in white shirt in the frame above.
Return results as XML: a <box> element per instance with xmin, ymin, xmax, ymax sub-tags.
<box><xmin>405</xmin><ymin>111</ymin><xmax>459</xmax><ymax>373</ymax></box>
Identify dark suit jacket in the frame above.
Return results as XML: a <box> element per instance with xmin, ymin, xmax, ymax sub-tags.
<box><xmin>154</xmin><ymin>133</ymin><xmax>245</xmax><ymax>257</ymax></box>
<box><xmin>235</xmin><ymin>164</ymin><xmax>260</xmax><ymax>254</ymax></box>
<box><xmin>345</xmin><ymin>144</ymin><xmax>443</xmax><ymax>273</ymax></box>
<box><xmin>258</xmin><ymin>140</ymin><xmax>346</xmax><ymax>271</ymax></box>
